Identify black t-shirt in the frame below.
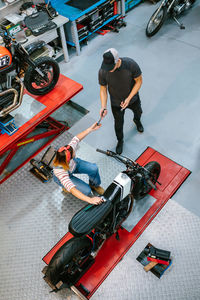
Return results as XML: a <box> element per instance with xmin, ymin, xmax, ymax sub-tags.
<box><xmin>98</xmin><ymin>57</ymin><xmax>142</xmax><ymax>107</ymax></box>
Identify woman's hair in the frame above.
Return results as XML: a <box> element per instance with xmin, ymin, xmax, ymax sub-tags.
<box><xmin>53</xmin><ymin>145</ymin><xmax>73</xmax><ymax>170</ymax></box>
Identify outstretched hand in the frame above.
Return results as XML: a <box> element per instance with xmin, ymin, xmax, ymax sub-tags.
<box><xmin>89</xmin><ymin>122</ymin><xmax>102</xmax><ymax>132</ymax></box>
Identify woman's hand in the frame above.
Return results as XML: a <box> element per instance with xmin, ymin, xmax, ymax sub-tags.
<box><xmin>89</xmin><ymin>196</ymin><xmax>104</xmax><ymax>205</ymax></box>
<box><xmin>71</xmin><ymin>188</ymin><xmax>103</xmax><ymax>205</ymax></box>
<box><xmin>76</xmin><ymin>122</ymin><xmax>102</xmax><ymax>141</ymax></box>
<box><xmin>89</xmin><ymin>122</ymin><xmax>102</xmax><ymax>132</ymax></box>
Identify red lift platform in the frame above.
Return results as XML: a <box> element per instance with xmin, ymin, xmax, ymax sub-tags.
<box><xmin>0</xmin><ymin>74</ymin><xmax>83</xmax><ymax>184</ymax></box>
<box><xmin>42</xmin><ymin>147</ymin><xmax>191</xmax><ymax>299</ymax></box>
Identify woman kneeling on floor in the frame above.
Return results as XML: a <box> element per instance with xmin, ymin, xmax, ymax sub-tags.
<box><xmin>53</xmin><ymin>122</ymin><xmax>104</xmax><ymax>205</ymax></box>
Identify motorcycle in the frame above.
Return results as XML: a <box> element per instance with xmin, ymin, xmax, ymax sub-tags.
<box><xmin>0</xmin><ymin>28</ymin><xmax>60</xmax><ymax>118</ymax></box>
<box><xmin>44</xmin><ymin>149</ymin><xmax>161</xmax><ymax>290</ymax></box>
<box><xmin>146</xmin><ymin>0</ymin><xmax>196</xmax><ymax>37</ymax></box>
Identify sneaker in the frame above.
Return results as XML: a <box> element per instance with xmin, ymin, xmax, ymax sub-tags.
<box><xmin>134</xmin><ymin>120</ymin><xmax>144</xmax><ymax>133</ymax></box>
<box><xmin>116</xmin><ymin>140</ymin><xmax>123</xmax><ymax>154</ymax></box>
<box><xmin>90</xmin><ymin>185</ymin><xmax>104</xmax><ymax>195</ymax></box>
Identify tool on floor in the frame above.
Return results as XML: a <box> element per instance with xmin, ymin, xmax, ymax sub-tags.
<box><xmin>137</xmin><ymin>243</ymin><xmax>172</xmax><ymax>278</ymax></box>
<box><xmin>29</xmin><ymin>146</ymin><xmax>56</xmax><ymax>182</ymax></box>
<box><xmin>144</xmin><ymin>261</ymin><xmax>158</xmax><ymax>272</ymax></box>
<box><xmin>146</xmin><ymin>245</ymin><xmax>171</xmax><ymax>260</ymax></box>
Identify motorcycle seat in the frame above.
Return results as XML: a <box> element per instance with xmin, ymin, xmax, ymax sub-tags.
<box><xmin>25</xmin><ymin>40</ymin><xmax>46</xmax><ymax>55</ymax></box>
<box><xmin>69</xmin><ymin>200</ymin><xmax>113</xmax><ymax>237</ymax></box>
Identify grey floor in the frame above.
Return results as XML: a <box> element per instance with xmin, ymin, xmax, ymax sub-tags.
<box><xmin>1</xmin><ymin>1</ymin><xmax>200</xmax><ymax>300</ymax></box>
<box><xmin>59</xmin><ymin>1</ymin><xmax>200</xmax><ymax>218</ymax></box>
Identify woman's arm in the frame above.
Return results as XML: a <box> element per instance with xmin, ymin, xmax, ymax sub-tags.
<box><xmin>76</xmin><ymin>122</ymin><xmax>101</xmax><ymax>141</ymax></box>
<box><xmin>70</xmin><ymin>187</ymin><xmax>103</xmax><ymax>205</ymax></box>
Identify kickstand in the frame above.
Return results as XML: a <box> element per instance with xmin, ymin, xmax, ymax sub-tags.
<box><xmin>173</xmin><ymin>16</ymin><xmax>185</xmax><ymax>29</ymax></box>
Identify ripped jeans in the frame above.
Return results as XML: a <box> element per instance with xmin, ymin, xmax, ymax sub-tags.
<box><xmin>53</xmin><ymin>157</ymin><xmax>101</xmax><ymax>196</ymax></box>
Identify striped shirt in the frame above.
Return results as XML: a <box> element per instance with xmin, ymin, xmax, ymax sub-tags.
<box><xmin>53</xmin><ymin>136</ymin><xmax>80</xmax><ymax>192</ymax></box>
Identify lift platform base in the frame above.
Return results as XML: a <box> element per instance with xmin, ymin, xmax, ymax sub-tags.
<box><xmin>42</xmin><ymin>147</ymin><xmax>191</xmax><ymax>299</ymax></box>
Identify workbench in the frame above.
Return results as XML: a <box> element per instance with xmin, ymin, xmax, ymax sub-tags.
<box><xmin>0</xmin><ymin>74</ymin><xmax>83</xmax><ymax>184</ymax></box>
<box><xmin>23</xmin><ymin>15</ymin><xmax>70</xmax><ymax>63</ymax></box>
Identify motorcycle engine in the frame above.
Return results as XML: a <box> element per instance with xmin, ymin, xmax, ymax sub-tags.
<box><xmin>0</xmin><ymin>70</ymin><xmax>20</xmax><ymax>112</ymax></box>
<box><xmin>174</xmin><ymin>0</ymin><xmax>192</xmax><ymax>14</ymax></box>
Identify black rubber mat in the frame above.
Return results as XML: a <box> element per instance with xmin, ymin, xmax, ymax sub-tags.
<box><xmin>66</xmin><ymin>0</ymin><xmax>100</xmax><ymax>11</ymax></box>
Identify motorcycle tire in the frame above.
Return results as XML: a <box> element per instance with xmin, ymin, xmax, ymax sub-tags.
<box><xmin>24</xmin><ymin>57</ymin><xmax>60</xmax><ymax>95</ymax></box>
<box><xmin>45</xmin><ymin>236</ymin><xmax>92</xmax><ymax>286</ymax></box>
<box><xmin>133</xmin><ymin>161</ymin><xmax>161</xmax><ymax>200</ymax></box>
<box><xmin>146</xmin><ymin>6</ymin><xmax>167</xmax><ymax>37</ymax></box>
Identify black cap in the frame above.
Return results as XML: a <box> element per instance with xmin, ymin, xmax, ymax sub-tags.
<box><xmin>101</xmin><ymin>48</ymin><xmax>119</xmax><ymax>71</ymax></box>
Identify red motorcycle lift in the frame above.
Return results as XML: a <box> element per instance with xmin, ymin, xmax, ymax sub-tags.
<box><xmin>42</xmin><ymin>147</ymin><xmax>191</xmax><ymax>299</ymax></box>
<box><xmin>0</xmin><ymin>74</ymin><xmax>83</xmax><ymax>184</ymax></box>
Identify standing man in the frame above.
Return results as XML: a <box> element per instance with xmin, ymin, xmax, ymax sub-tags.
<box><xmin>98</xmin><ymin>48</ymin><xmax>144</xmax><ymax>154</ymax></box>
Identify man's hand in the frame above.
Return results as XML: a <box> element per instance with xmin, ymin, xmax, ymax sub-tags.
<box><xmin>89</xmin><ymin>196</ymin><xmax>104</xmax><ymax>205</ymax></box>
<box><xmin>100</xmin><ymin>107</ymin><xmax>107</xmax><ymax>118</ymax></box>
<box><xmin>120</xmin><ymin>98</ymin><xmax>130</xmax><ymax>110</ymax></box>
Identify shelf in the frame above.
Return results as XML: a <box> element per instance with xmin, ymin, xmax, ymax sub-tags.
<box><xmin>66</xmin><ymin>14</ymin><xmax>120</xmax><ymax>46</ymax></box>
<box><xmin>50</xmin><ymin>0</ymin><xmax>110</xmax><ymax>21</ymax></box>
<box><xmin>0</xmin><ymin>0</ymin><xmax>21</xmax><ymax>11</ymax></box>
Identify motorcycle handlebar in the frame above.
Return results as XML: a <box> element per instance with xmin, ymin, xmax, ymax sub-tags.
<box><xmin>96</xmin><ymin>149</ymin><xmax>121</xmax><ymax>157</ymax></box>
<box><xmin>96</xmin><ymin>148</ymin><xmax>132</xmax><ymax>165</ymax></box>
<box><xmin>96</xmin><ymin>148</ymin><xmax>110</xmax><ymax>155</ymax></box>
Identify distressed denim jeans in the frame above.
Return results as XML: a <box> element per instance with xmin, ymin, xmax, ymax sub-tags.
<box><xmin>53</xmin><ymin>157</ymin><xmax>101</xmax><ymax>196</ymax></box>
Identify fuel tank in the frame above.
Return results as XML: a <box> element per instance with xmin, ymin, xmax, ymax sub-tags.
<box><xmin>0</xmin><ymin>46</ymin><xmax>12</xmax><ymax>70</ymax></box>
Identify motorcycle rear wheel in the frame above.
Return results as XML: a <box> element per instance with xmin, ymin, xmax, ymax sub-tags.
<box><xmin>133</xmin><ymin>161</ymin><xmax>161</xmax><ymax>200</ymax></box>
<box><xmin>45</xmin><ymin>236</ymin><xmax>92</xmax><ymax>286</ymax></box>
<box><xmin>146</xmin><ymin>6</ymin><xmax>167</xmax><ymax>37</ymax></box>
<box><xmin>24</xmin><ymin>57</ymin><xmax>60</xmax><ymax>95</ymax></box>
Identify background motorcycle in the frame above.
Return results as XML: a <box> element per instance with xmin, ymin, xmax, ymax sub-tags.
<box><xmin>44</xmin><ymin>149</ymin><xmax>161</xmax><ymax>290</ymax></box>
<box><xmin>146</xmin><ymin>0</ymin><xmax>196</xmax><ymax>37</ymax></box>
<box><xmin>0</xmin><ymin>28</ymin><xmax>60</xmax><ymax>118</ymax></box>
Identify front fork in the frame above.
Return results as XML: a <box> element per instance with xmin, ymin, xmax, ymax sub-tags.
<box><xmin>19</xmin><ymin>45</ymin><xmax>47</xmax><ymax>79</ymax></box>
<box><xmin>151</xmin><ymin>0</ymin><xmax>166</xmax><ymax>22</ymax></box>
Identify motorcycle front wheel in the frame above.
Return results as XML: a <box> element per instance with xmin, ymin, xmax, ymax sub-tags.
<box><xmin>24</xmin><ymin>57</ymin><xmax>60</xmax><ymax>95</ymax></box>
<box><xmin>146</xmin><ymin>6</ymin><xmax>167</xmax><ymax>37</ymax></box>
<box><xmin>133</xmin><ymin>161</ymin><xmax>161</xmax><ymax>200</ymax></box>
<box><xmin>45</xmin><ymin>236</ymin><xmax>92</xmax><ymax>287</ymax></box>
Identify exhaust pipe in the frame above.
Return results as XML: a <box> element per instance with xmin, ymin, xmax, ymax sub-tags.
<box><xmin>0</xmin><ymin>77</ymin><xmax>24</xmax><ymax>118</ymax></box>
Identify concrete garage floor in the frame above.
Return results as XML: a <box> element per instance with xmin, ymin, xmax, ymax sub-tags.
<box><xmin>60</xmin><ymin>1</ymin><xmax>200</xmax><ymax>218</ymax></box>
<box><xmin>0</xmin><ymin>2</ymin><xmax>200</xmax><ymax>300</ymax></box>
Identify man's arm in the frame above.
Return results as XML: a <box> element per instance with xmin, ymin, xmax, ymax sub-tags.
<box><xmin>100</xmin><ymin>85</ymin><xmax>108</xmax><ymax>117</ymax></box>
<box><xmin>120</xmin><ymin>75</ymin><xmax>143</xmax><ymax>110</ymax></box>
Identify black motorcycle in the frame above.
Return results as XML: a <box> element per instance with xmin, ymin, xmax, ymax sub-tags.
<box><xmin>146</xmin><ymin>0</ymin><xmax>196</xmax><ymax>37</ymax></box>
<box><xmin>43</xmin><ymin>149</ymin><xmax>161</xmax><ymax>290</ymax></box>
<box><xmin>0</xmin><ymin>28</ymin><xmax>60</xmax><ymax>118</ymax></box>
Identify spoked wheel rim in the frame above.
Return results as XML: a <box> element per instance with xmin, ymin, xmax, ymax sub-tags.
<box><xmin>147</xmin><ymin>9</ymin><xmax>165</xmax><ymax>34</ymax></box>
